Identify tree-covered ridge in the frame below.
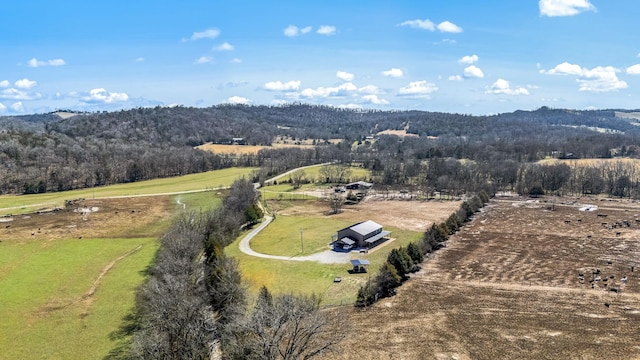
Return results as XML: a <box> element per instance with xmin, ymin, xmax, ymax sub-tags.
<box><xmin>2</xmin><ymin>104</ymin><xmax>640</xmax><ymax>195</ymax></box>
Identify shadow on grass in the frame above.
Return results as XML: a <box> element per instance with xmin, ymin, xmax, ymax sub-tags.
<box><xmin>103</xmin><ymin>310</ymin><xmax>141</xmax><ymax>360</ymax></box>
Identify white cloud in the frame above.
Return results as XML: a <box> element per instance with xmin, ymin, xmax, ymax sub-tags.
<box><xmin>399</xmin><ymin>19</ymin><xmax>462</xmax><ymax>33</ymax></box>
<box><xmin>194</xmin><ymin>56</ymin><xmax>213</xmax><ymax>64</ymax></box>
<box><xmin>230</xmin><ymin>58</ymin><xmax>242</xmax><ymax>64</ymax></box>
<box><xmin>458</xmin><ymin>55</ymin><xmax>479</xmax><ymax>64</ymax></box>
<box><xmin>14</xmin><ymin>78</ymin><xmax>37</xmax><ymax>89</ymax></box>
<box><xmin>336</xmin><ymin>71</ymin><xmax>354</xmax><ymax>82</ymax></box>
<box><xmin>541</xmin><ymin>61</ymin><xmax>584</xmax><ymax>75</ymax></box>
<box><xmin>27</xmin><ymin>58</ymin><xmax>66</xmax><ymax>67</ymax></box>
<box><xmin>362</xmin><ymin>94</ymin><xmax>390</xmax><ymax>105</ymax></box>
<box><xmin>214</xmin><ymin>42</ymin><xmax>234</xmax><ymax>51</ymax></box>
<box><xmin>382</xmin><ymin>68</ymin><xmax>404</xmax><ymax>78</ymax></box>
<box><xmin>539</xmin><ymin>0</ymin><xmax>596</xmax><ymax>17</ymax></box>
<box><xmin>542</xmin><ymin>62</ymin><xmax>628</xmax><ymax>92</ymax></box>
<box><xmin>338</xmin><ymin>103</ymin><xmax>363</xmax><ymax>110</ymax></box>
<box><xmin>183</xmin><ymin>28</ymin><xmax>220</xmax><ymax>42</ymax></box>
<box><xmin>317</xmin><ymin>25</ymin><xmax>337</xmax><ymax>36</ymax></box>
<box><xmin>0</xmin><ymin>103</ymin><xmax>5</xmax><ymax>112</ymax></box>
<box><xmin>135</xmin><ymin>57</ymin><xmax>145</xmax><ymax>62</ymax></box>
<box><xmin>227</xmin><ymin>96</ymin><xmax>250</xmax><ymax>105</ymax></box>
<box><xmin>437</xmin><ymin>21</ymin><xmax>463</xmax><ymax>33</ymax></box>
<box><xmin>301</xmin><ymin>82</ymin><xmax>358</xmax><ymax>98</ymax></box>
<box><xmin>263</xmin><ymin>80</ymin><xmax>301</xmax><ymax>91</ymax></box>
<box><xmin>448</xmin><ymin>75</ymin><xmax>464</xmax><ymax>81</ymax></box>
<box><xmin>577</xmin><ymin>66</ymin><xmax>627</xmax><ymax>92</ymax></box>
<box><xmin>81</xmin><ymin>88</ymin><xmax>129</xmax><ymax>104</ymax></box>
<box><xmin>358</xmin><ymin>85</ymin><xmax>382</xmax><ymax>94</ymax></box>
<box><xmin>398</xmin><ymin>80</ymin><xmax>439</xmax><ymax>98</ymax></box>
<box><xmin>0</xmin><ymin>88</ymin><xmax>41</xmax><ymax>100</ymax></box>
<box><xmin>10</xmin><ymin>102</ymin><xmax>25</xmax><ymax>113</ymax></box>
<box><xmin>284</xmin><ymin>25</ymin><xmax>312</xmax><ymax>37</ymax></box>
<box><xmin>627</xmin><ymin>64</ymin><xmax>640</xmax><ymax>75</ymax></box>
<box><xmin>398</xmin><ymin>19</ymin><xmax>435</xmax><ymax>31</ymax></box>
<box><xmin>485</xmin><ymin>79</ymin><xmax>530</xmax><ymax>95</ymax></box>
<box><xmin>0</xmin><ymin>80</ymin><xmax>9</xmax><ymax>87</ymax></box>
<box><xmin>271</xmin><ymin>99</ymin><xmax>291</xmax><ymax>106</ymax></box>
<box><xmin>463</xmin><ymin>65</ymin><xmax>484</xmax><ymax>78</ymax></box>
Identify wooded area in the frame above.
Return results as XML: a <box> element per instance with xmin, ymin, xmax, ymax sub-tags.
<box><xmin>3</xmin><ymin>105</ymin><xmax>640</xmax><ymax>198</ymax></box>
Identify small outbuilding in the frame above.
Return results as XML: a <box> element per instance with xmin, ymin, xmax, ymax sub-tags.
<box><xmin>350</xmin><ymin>259</ymin><xmax>370</xmax><ymax>273</ymax></box>
<box><xmin>344</xmin><ymin>181</ymin><xmax>373</xmax><ymax>191</ymax></box>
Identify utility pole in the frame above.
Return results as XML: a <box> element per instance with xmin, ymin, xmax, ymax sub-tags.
<box><xmin>300</xmin><ymin>228</ymin><xmax>304</xmax><ymax>254</ymax></box>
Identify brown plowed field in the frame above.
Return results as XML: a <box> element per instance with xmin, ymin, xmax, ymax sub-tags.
<box><xmin>327</xmin><ymin>197</ymin><xmax>640</xmax><ymax>360</ymax></box>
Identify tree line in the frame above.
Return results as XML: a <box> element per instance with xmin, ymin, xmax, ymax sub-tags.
<box><xmin>112</xmin><ymin>179</ymin><xmax>344</xmax><ymax>359</ymax></box>
<box><xmin>355</xmin><ymin>191</ymin><xmax>490</xmax><ymax>307</ymax></box>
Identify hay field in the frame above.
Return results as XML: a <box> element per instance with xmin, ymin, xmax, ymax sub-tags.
<box><xmin>0</xmin><ymin>196</ymin><xmax>172</xmax><ymax>359</ymax></box>
<box><xmin>228</xmin><ymin>198</ymin><xmax>460</xmax><ymax>304</ymax></box>
<box><xmin>539</xmin><ymin>157</ymin><xmax>640</xmax><ymax>168</ymax></box>
<box><xmin>327</xmin><ymin>198</ymin><xmax>640</xmax><ymax>359</ymax></box>
<box><xmin>0</xmin><ymin>167</ymin><xmax>255</xmax><ymax>215</ymax></box>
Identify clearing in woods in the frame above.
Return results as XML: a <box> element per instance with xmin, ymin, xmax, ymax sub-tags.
<box><xmin>327</xmin><ymin>197</ymin><xmax>640</xmax><ymax>360</ymax></box>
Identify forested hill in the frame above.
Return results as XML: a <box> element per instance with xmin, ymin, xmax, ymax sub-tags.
<box><xmin>1</xmin><ymin>104</ymin><xmax>640</xmax><ymax>195</ymax></box>
<box><xmin>26</xmin><ymin>104</ymin><xmax>640</xmax><ymax>146</ymax></box>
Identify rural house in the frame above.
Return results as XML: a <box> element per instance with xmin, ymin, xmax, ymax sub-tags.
<box><xmin>334</xmin><ymin>220</ymin><xmax>391</xmax><ymax>250</ymax></box>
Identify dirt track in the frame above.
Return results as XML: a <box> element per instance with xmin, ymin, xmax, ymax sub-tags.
<box><xmin>327</xmin><ymin>197</ymin><xmax>640</xmax><ymax>360</ymax></box>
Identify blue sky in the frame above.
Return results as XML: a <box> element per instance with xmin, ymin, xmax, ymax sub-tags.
<box><xmin>2</xmin><ymin>0</ymin><xmax>640</xmax><ymax>115</ymax></box>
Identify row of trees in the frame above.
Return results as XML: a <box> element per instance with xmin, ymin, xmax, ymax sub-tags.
<box><xmin>355</xmin><ymin>191</ymin><xmax>489</xmax><ymax>307</ymax></box>
<box><xmin>124</xmin><ymin>179</ymin><xmax>343</xmax><ymax>359</ymax></box>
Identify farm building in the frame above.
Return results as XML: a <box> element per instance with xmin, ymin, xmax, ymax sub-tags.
<box><xmin>334</xmin><ymin>220</ymin><xmax>391</xmax><ymax>250</ymax></box>
<box><xmin>345</xmin><ymin>181</ymin><xmax>373</xmax><ymax>191</ymax></box>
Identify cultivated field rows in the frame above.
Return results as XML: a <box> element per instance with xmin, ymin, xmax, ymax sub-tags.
<box><xmin>328</xmin><ymin>198</ymin><xmax>640</xmax><ymax>360</ymax></box>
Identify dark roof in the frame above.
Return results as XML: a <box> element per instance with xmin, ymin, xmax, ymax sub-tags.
<box><xmin>350</xmin><ymin>220</ymin><xmax>382</xmax><ymax>236</ymax></box>
<box><xmin>364</xmin><ymin>230</ymin><xmax>391</xmax><ymax>244</ymax></box>
<box><xmin>350</xmin><ymin>259</ymin><xmax>370</xmax><ymax>266</ymax></box>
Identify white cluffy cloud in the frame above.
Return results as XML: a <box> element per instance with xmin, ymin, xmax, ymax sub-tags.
<box><xmin>361</xmin><ymin>94</ymin><xmax>390</xmax><ymax>105</ymax></box>
<box><xmin>336</xmin><ymin>71</ymin><xmax>354</xmax><ymax>82</ymax></box>
<box><xmin>11</xmin><ymin>102</ymin><xmax>25</xmax><ymax>113</ymax></box>
<box><xmin>626</xmin><ymin>64</ymin><xmax>640</xmax><ymax>75</ymax></box>
<box><xmin>194</xmin><ymin>56</ymin><xmax>213</xmax><ymax>65</ymax></box>
<box><xmin>539</xmin><ymin>0</ymin><xmax>596</xmax><ymax>17</ymax></box>
<box><xmin>458</xmin><ymin>55</ymin><xmax>479</xmax><ymax>64</ymax></box>
<box><xmin>263</xmin><ymin>80</ymin><xmax>301</xmax><ymax>91</ymax></box>
<box><xmin>448</xmin><ymin>75</ymin><xmax>463</xmax><ymax>82</ymax></box>
<box><xmin>214</xmin><ymin>42</ymin><xmax>234</xmax><ymax>51</ymax></box>
<box><xmin>81</xmin><ymin>88</ymin><xmax>129</xmax><ymax>104</ymax></box>
<box><xmin>0</xmin><ymin>80</ymin><xmax>9</xmax><ymax>87</ymax></box>
<box><xmin>398</xmin><ymin>80</ymin><xmax>439</xmax><ymax>98</ymax></box>
<box><xmin>485</xmin><ymin>79</ymin><xmax>529</xmax><ymax>95</ymax></box>
<box><xmin>183</xmin><ymin>28</ymin><xmax>220</xmax><ymax>42</ymax></box>
<box><xmin>317</xmin><ymin>25</ymin><xmax>337</xmax><ymax>35</ymax></box>
<box><xmin>227</xmin><ymin>96</ymin><xmax>250</xmax><ymax>105</ymax></box>
<box><xmin>398</xmin><ymin>19</ymin><xmax>463</xmax><ymax>33</ymax></box>
<box><xmin>14</xmin><ymin>78</ymin><xmax>37</xmax><ymax>89</ymax></box>
<box><xmin>284</xmin><ymin>25</ymin><xmax>312</xmax><ymax>37</ymax></box>
<box><xmin>0</xmin><ymin>88</ymin><xmax>42</xmax><ymax>100</ymax></box>
<box><xmin>382</xmin><ymin>68</ymin><xmax>404</xmax><ymax>78</ymax></box>
<box><xmin>463</xmin><ymin>65</ymin><xmax>484</xmax><ymax>78</ymax></box>
<box><xmin>27</xmin><ymin>58</ymin><xmax>65</xmax><ymax>68</ymax></box>
<box><xmin>542</xmin><ymin>62</ymin><xmax>628</xmax><ymax>92</ymax></box>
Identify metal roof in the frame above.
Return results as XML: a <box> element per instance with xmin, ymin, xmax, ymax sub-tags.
<box><xmin>350</xmin><ymin>259</ymin><xmax>370</xmax><ymax>266</ymax></box>
<box><xmin>350</xmin><ymin>220</ymin><xmax>382</xmax><ymax>236</ymax></box>
<box><xmin>364</xmin><ymin>230</ymin><xmax>391</xmax><ymax>244</ymax></box>
<box><xmin>340</xmin><ymin>238</ymin><xmax>355</xmax><ymax>245</ymax></box>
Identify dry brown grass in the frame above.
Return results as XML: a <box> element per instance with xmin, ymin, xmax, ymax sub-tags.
<box><xmin>376</xmin><ymin>129</ymin><xmax>420</xmax><ymax>138</ymax></box>
<box><xmin>196</xmin><ymin>139</ymin><xmax>343</xmax><ymax>155</ymax></box>
<box><xmin>271</xmin><ymin>198</ymin><xmax>461</xmax><ymax>232</ymax></box>
<box><xmin>0</xmin><ymin>196</ymin><xmax>172</xmax><ymax>242</ymax></box>
<box><xmin>325</xmin><ymin>197</ymin><xmax>640</xmax><ymax>360</ymax></box>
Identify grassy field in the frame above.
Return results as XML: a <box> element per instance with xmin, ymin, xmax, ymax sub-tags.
<box><xmin>0</xmin><ymin>168</ymin><xmax>252</xmax><ymax>359</ymax></box>
<box><xmin>226</xmin><ymin>197</ymin><xmax>438</xmax><ymax>305</ymax></box>
<box><xmin>0</xmin><ymin>236</ymin><xmax>158</xmax><ymax>359</ymax></box>
<box><xmin>0</xmin><ymin>167</ymin><xmax>255</xmax><ymax>215</ymax></box>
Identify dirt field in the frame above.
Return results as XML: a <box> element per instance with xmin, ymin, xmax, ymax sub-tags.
<box><xmin>0</xmin><ymin>196</ymin><xmax>172</xmax><ymax>242</ymax></box>
<box><xmin>271</xmin><ymin>198</ymin><xmax>461</xmax><ymax>232</ymax></box>
<box><xmin>327</xmin><ymin>197</ymin><xmax>640</xmax><ymax>360</ymax></box>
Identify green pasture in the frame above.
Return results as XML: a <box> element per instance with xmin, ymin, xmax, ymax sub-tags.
<box><xmin>227</xmin><ymin>211</ymin><xmax>423</xmax><ymax>305</ymax></box>
<box><xmin>0</xmin><ymin>236</ymin><xmax>158</xmax><ymax>359</ymax></box>
<box><xmin>0</xmin><ymin>167</ymin><xmax>256</xmax><ymax>215</ymax></box>
<box><xmin>173</xmin><ymin>191</ymin><xmax>223</xmax><ymax>212</ymax></box>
